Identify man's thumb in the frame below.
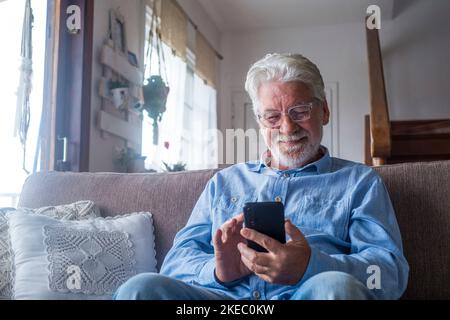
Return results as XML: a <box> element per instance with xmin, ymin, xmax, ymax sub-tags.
<box><xmin>285</xmin><ymin>220</ymin><xmax>306</xmax><ymax>242</ymax></box>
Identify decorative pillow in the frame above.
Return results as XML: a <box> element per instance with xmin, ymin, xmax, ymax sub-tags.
<box><xmin>0</xmin><ymin>208</ymin><xmax>16</xmax><ymax>300</ymax></box>
<box><xmin>20</xmin><ymin>200</ymin><xmax>101</xmax><ymax>220</ymax></box>
<box><xmin>0</xmin><ymin>201</ymin><xmax>100</xmax><ymax>300</ymax></box>
<box><xmin>7</xmin><ymin>211</ymin><xmax>157</xmax><ymax>300</ymax></box>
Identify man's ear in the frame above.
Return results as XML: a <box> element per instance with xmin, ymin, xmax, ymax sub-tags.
<box><xmin>321</xmin><ymin>100</ymin><xmax>330</xmax><ymax>126</ymax></box>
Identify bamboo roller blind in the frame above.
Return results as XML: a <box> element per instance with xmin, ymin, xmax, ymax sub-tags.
<box><xmin>149</xmin><ymin>0</ymin><xmax>218</xmax><ymax>88</ymax></box>
<box><xmin>195</xmin><ymin>30</ymin><xmax>217</xmax><ymax>88</ymax></box>
<box><xmin>160</xmin><ymin>0</ymin><xmax>187</xmax><ymax>60</ymax></box>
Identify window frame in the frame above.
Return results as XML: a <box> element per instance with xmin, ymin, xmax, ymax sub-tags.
<box><xmin>52</xmin><ymin>0</ymin><xmax>94</xmax><ymax>172</ymax></box>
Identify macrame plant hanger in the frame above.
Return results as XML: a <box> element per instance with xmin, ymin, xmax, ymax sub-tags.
<box><xmin>143</xmin><ymin>0</ymin><xmax>170</xmax><ymax>146</ymax></box>
<box><xmin>14</xmin><ymin>0</ymin><xmax>34</xmax><ymax>174</ymax></box>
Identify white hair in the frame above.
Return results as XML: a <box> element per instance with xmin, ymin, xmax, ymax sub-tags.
<box><xmin>244</xmin><ymin>53</ymin><xmax>326</xmax><ymax>115</ymax></box>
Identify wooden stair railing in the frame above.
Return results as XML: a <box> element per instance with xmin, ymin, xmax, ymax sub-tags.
<box><xmin>365</xmin><ymin>17</ymin><xmax>391</xmax><ymax>166</ymax></box>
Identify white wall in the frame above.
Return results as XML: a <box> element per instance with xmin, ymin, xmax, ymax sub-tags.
<box><xmin>219</xmin><ymin>0</ymin><xmax>450</xmax><ymax>163</ymax></box>
<box><xmin>382</xmin><ymin>0</ymin><xmax>450</xmax><ymax>120</ymax></box>
<box><xmin>89</xmin><ymin>0</ymin><xmax>145</xmax><ymax>172</ymax></box>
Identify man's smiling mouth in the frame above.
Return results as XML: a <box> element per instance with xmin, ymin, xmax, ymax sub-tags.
<box><xmin>279</xmin><ymin>136</ymin><xmax>308</xmax><ymax>145</ymax></box>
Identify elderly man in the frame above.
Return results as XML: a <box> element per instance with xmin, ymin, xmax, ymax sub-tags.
<box><xmin>115</xmin><ymin>53</ymin><xmax>409</xmax><ymax>300</ymax></box>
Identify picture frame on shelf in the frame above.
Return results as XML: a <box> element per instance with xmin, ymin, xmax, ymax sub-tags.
<box><xmin>109</xmin><ymin>9</ymin><xmax>127</xmax><ymax>54</ymax></box>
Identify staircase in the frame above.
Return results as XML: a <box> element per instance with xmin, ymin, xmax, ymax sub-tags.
<box><xmin>364</xmin><ymin>19</ymin><xmax>450</xmax><ymax>166</ymax></box>
<box><xmin>365</xmin><ymin>117</ymin><xmax>450</xmax><ymax>165</ymax></box>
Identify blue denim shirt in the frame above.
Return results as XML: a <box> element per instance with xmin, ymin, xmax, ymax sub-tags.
<box><xmin>160</xmin><ymin>147</ymin><xmax>409</xmax><ymax>300</ymax></box>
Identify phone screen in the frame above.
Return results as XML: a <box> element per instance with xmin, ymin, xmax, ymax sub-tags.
<box><xmin>243</xmin><ymin>201</ymin><xmax>286</xmax><ymax>252</ymax></box>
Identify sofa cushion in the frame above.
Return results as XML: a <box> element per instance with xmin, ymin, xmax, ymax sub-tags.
<box><xmin>0</xmin><ymin>201</ymin><xmax>100</xmax><ymax>300</ymax></box>
<box><xmin>7</xmin><ymin>211</ymin><xmax>156</xmax><ymax>299</ymax></box>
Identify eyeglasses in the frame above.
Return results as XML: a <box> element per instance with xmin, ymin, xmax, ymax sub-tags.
<box><xmin>257</xmin><ymin>100</ymin><xmax>318</xmax><ymax>129</ymax></box>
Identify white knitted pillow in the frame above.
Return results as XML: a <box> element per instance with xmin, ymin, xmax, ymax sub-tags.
<box><xmin>7</xmin><ymin>211</ymin><xmax>156</xmax><ymax>300</ymax></box>
<box><xmin>0</xmin><ymin>201</ymin><xmax>100</xmax><ymax>300</ymax></box>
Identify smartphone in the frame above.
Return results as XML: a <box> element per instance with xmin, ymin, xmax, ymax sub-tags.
<box><xmin>243</xmin><ymin>201</ymin><xmax>286</xmax><ymax>252</ymax></box>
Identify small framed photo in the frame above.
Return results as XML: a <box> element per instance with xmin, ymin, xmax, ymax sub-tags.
<box><xmin>109</xmin><ymin>9</ymin><xmax>127</xmax><ymax>54</ymax></box>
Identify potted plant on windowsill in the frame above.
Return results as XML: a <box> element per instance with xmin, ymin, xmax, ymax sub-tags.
<box><xmin>114</xmin><ymin>147</ymin><xmax>147</xmax><ymax>173</ymax></box>
<box><xmin>162</xmin><ymin>161</ymin><xmax>187</xmax><ymax>172</ymax></box>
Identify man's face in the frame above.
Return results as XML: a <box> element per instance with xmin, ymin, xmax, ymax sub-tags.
<box><xmin>257</xmin><ymin>81</ymin><xmax>330</xmax><ymax>169</ymax></box>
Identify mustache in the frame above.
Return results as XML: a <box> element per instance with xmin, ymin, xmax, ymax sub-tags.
<box><xmin>273</xmin><ymin>132</ymin><xmax>307</xmax><ymax>142</ymax></box>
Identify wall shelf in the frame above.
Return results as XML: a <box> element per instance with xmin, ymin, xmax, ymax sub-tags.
<box><xmin>96</xmin><ymin>9</ymin><xmax>144</xmax><ymax>163</ymax></box>
<box><xmin>100</xmin><ymin>44</ymin><xmax>143</xmax><ymax>85</ymax></box>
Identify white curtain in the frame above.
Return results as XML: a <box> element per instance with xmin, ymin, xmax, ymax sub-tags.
<box><xmin>189</xmin><ymin>75</ymin><xmax>218</xmax><ymax>170</ymax></box>
<box><xmin>142</xmin><ymin>43</ymin><xmax>187</xmax><ymax>170</ymax></box>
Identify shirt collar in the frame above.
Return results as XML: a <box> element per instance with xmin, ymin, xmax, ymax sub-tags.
<box><xmin>247</xmin><ymin>145</ymin><xmax>332</xmax><ymax>174</ymax></box>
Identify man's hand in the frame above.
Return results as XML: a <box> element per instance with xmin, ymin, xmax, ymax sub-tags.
<box><xmin>213</xmin><ymin>213</ymin><xmax>252</xmax><ymax>283</ymax></box>
<box><xmin>237</xmin><ymin>219</ymin><xmax>311</xmax><ymax>286</ymax></box>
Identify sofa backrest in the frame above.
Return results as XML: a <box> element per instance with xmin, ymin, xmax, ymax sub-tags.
<box><xmin>18</xmin><ymin>161</ymin><xmax>450</xmax><ymax>299</ymax></box>
<box><xmin>373</xmin><ymin>161</ymin><xmax>450</xmax><ymax>299</ymax></box>
<box><xmin>18</xmin><ymin>170</ymin><xmax>218</xmax><ymax>272</ymax></box>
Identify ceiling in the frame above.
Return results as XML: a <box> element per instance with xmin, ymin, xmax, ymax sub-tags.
<box><xmin>196</xmin><ymin>0</ymin><xmax>395</xmax><ymax>32</ymax></box>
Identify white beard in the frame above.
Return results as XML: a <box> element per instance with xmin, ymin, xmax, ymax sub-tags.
<box><xmin>269</xmin><ymin>130</ymin><xmax>322</xmax><ymax>169</ymax></box>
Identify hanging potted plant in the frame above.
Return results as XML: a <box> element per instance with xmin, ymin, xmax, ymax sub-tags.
<box><xmin>142</xmin><ymin>0</ymin><xmax>170</xmax><ymax>146</ymax></box>
<box><xmin>142</xmin><ymin>75</ymin><xmax>169</xmax><ymax>144</ymax></box>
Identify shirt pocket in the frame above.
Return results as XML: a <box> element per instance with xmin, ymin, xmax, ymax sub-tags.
<box><xmin>293</xmin><ymin>195</ymin><xmax>349</xmax><ymax>240</ymax></box>
<box><xmin>214</xmin><ymin>194</ymin><xmax>258</xmax><ymax>227</ymax></box>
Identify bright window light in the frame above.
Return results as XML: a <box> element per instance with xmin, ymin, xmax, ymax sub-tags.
<box><xmin>0</xmin><ymin>0</ymin><xmax>47</xmax><ymax>207</ymax></box>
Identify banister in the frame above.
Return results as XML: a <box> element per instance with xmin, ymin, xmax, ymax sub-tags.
<box><xmin>366</xmin><ymin>18</ymin><xmax>391</xmax><ymax>164</ymax></box>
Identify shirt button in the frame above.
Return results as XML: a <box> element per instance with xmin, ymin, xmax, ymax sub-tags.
<box><xmin>252</xmin><ymin>290</ymin><xmax>261</xmax><ymax>299</ymax></box>
<box><xmin>283</xmin><ymin>173</ymin><xmax>290</xmax><ymax>178</ymax></box>
<box><xmin>275</xmin><ymin>196</ymin><xmax>282</xmax><ymax>202</ymax></box>
<box><xmin>231</xmin><ymin>197</ymin><xmax>237</xmax><ymax>203</ymax></box>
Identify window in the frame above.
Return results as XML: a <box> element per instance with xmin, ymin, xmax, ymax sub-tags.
<box><xmin>141</xmin><ymin>4</ymin><xmax>187</xmax><ymax>170</ymax></box>
<box><xmin>141</xmin><ymin>5</ymin><xmax>218</xmax><ymax>171</ymax></box>
<box><xmin>0</xmin><ymin>0</ymin><xmax>48</xmax><ymax>207</ymax></box>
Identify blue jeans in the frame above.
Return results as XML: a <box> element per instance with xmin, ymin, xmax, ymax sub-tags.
<box><xmin>114</xmin><ymin>271</ymin><xmax>376</xmax><ymax>300</ymax></box>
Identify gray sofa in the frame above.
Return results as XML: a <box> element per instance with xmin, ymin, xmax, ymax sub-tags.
<box><xmin>18</xmin><ymin>161</ymin><xmax>450</xmax><ymax>299</ymax></box>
